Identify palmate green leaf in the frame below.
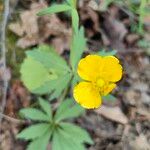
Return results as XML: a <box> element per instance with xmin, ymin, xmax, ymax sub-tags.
<box><xmin>20</xmin><ymin>56</ymin><xmax>56</xmax><ymax>91</ymax></box>
<box><xmin>60</xmin><ymin>122</ymin><xmax>93</xmax><ymax>145</ymax></box>
<box><xmin>17</xmin><ymin>123</ymin><xmax>50</xmax><ymax>140</ymax></box>
<box><xmin>70</xmin><ymin>26</ymin><xmax>87</xmax><ymax>71</ymax></box>
<box><xmin>27</xmin><ymin>131</ymin><xmax>51</xmax><ymax>150</ymax></box>
<box><xmin>71</xmin><ymin>8</ymin><xmax>79</xmax><ymax>33</ymax></box>
<box><xmin>33</xmin><ymin>72</ymin><xmax>72</xmax><ymax>98</ymax></box>
<box><xmin>39</xmin><ymin>98</ymin><xmax>52</xmax><ymax>119</ymax></box>
<box><xmin>37</xmin><ymin>4</ymin><xmax>72</xmax><ymax>16</ymax></box>
<box><xmin>20</xmin><ymin>108</ymin><xmax>50</xmax><ymax>121</ymax></box>
<box><xmin>52</xmin><ymin>128</ymin><xmax>85</xmax><ymax>150</ymax></box>
<box><xmin>49</xmin><ymin>73</ymin><xmax>72</xmax><ymax>100</ymax></box>
<box><xmin>21</xmin><ymin>45</ymin><xmax>71</xmax><ymax>94</ymax></box>
<box><xmin>54</xmin><ymin>98</ymin><xmax>85</xmax><ymax>122</ymax></box>
<box><xmin>27</xmin><ymin>45</ymin><xmax>70</xmax><ymax>73</ymax></box>
<box><xmin>98</xmin><ymin>49</ymin><xmax>117</xmax><ymax>56</ymax></box>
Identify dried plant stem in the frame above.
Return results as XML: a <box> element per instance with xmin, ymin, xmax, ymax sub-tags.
<box><xmin>0</xmin><ymin>0</ymin><xmax>10</xmax><ymax>123</ymax></box>
<box><xmin>0</xmin><ymin>113</ymin><xmax>26</xmax><ymax>124</ymax></box>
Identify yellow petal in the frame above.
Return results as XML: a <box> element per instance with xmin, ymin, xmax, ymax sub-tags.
<box><xmin>77</xmin><ymin>55</ymin><xmax>103</xmax><ymax>81</ymax></box>
<box><xmin>73</xmin><ymin>81</ymin><xmax>102</xmax><ymax>109</ymax></box>
<box><xmin>102</xmin><ymin>56</ymin><xmax>123</xmax><ymax>82</ymax></box>
<box><xmin>103</xmin><ymin>83</ymin><xmax>116</xmax><ymax>96</ymax></box>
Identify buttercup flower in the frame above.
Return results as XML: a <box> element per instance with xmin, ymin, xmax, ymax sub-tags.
<box><xmin>73</xmin><ymin>55</ymin><xmax>123</xmax><ymax>109</ymax></box>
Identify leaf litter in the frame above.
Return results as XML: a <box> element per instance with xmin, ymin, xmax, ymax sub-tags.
<box><xmin>1</xmin><ymin>0</ymin><xmax>150</xmax><ymax>149</ymax></box>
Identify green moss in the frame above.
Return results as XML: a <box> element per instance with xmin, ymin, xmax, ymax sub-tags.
<box><xmin>6</xmin><ymin>31</ymin><xmax>26</xmax><ymax>79</ymax></box>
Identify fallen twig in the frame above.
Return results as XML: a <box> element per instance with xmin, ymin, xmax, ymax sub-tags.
<box><xmin>0</xmin><ymin>113</ymin><xmax>26</xmax><ymax>124</ymax></box>
<box><xmin>0</xmin><ymin>0</ymin><xmax>10</xmax><ymax>123</ymax></box>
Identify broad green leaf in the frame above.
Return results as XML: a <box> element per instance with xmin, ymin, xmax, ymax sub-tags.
<box><xmin>54</xmin><ymin>98</ymin><xmax>85</xmax><ymax>122</ymax></box>
<box><xmin>20</xmin><ymin>108</ymin><xmax>50</xmax><ymax>121</ymax></box>
<box><xmin>27</xmin><ymin>131</ymin><xmax>51</xmax><ymax>150</ymax></box>
<box><xmin>55</xmin><ymin>98</ymin><xmax>74</xmax><ymax>116</ymax></box>
<box><xmin>102</xmin><ymin>94</ymin><xmax>117</xmax><ymax>102</ymax></box>
<box><xmin>37</xmin><ymin>4</ymin><xmax>72</xmax><ymax>16</ymax></box>
<box><xmin>17</xmin><ymin>123</ymin><xmax>50</xmax><ymax>140</ymax></box>
<box><xmin>98</xmin><ymin>49</ymin><xmax>117</xmax><ymax>56</ymax></box>
<box><xmin>71</xmin><ymin>8</ymin><xmax>79</xmax><ymax>33</ymax></box>
<box><xmin>49</xmin><ymin>73</ymin><xmax>72</xmax><ymax>100</ymax></box>
<box><xmin>33</xmin><ymin>72</ymin><xmax>72</xmax><ymax>98</ymax></box>
<box><xmin>27</xmin><ymin>45</ymin><xmax>70</xmax><ymax>73</ymax></box>
<box><xmin>20</xmin><ymin>56</ymin><xmax>56</xmax><ymax>91</ymax></box>
<box><xmin>60</xmin><ymin>122</ymin><xmax>93</xmax><ymax>144</ymax></box>
<box><xmin>21</xmin><ymin>45</ymin><xmax>71</xmax><ymax>94</ymax></box>
<box><xmin>70</xmin><ymin>27</ymin><xmax>87</xmax><ymax>71</ymax></box>
<box><xmin>52</xmin><ymin>128</ymin><xmax>85</xmax><ymax>150</ymax></box>
<box><xmin>39</xmin><ymin>98</ymin><xmax>52</xmax><ymax>119</ymax></box>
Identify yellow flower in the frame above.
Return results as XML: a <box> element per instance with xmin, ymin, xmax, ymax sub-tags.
<box><xmin>73</xmin><ymin>55</ymin><xmax>123</xmax><ymax>109</ymax></box>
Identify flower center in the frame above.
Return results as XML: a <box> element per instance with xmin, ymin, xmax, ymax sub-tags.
<box><xmin>96</xmin><ymin>78</ymin><xmax>105</xmax><ymax>88</ymax></box>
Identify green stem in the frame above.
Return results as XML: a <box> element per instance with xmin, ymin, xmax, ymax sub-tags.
<box><xmin>59</xmin><ymin>74</ymin><xmax>74</xmax><ymax>103</ymax></box>
<box><xmin>138</xmin><ymin>0</ymin><xmax>146</xmax><ymax>34</ymax></box>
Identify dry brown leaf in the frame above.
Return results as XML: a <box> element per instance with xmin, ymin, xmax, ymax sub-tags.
<box><xmin>103</xmin><ymin>15</ymin><xmax>127</xmax><ymax>50</ymax></box>
<box><xmin>5</xmin><ymin>80</ymin><xmax>30</xmax><ymax>117</ymax></box>
<box><xmin>88</xmin><ymin>0</ymin><xmax>99</xmax><ymax>10</ymax></box>
<box><xmin>130</xmin><ymin>134</ymin><xmax>150</xmax><ymax>150</ymax></box>
<box><xmin>8</xmin><ymin>22</ymin><xmax>24</xmax><ymax>36</ymax></box>
<box><xmin>0</xmin><ymin>120</ymin><xmax>25</xmax><ymax>150</ymax></box>
<box><xmin>126</xmin><ymin>33</ymin><xmax>140</xmax><ymax>45</ymax></box>
<box><xmin>79</xmin><ymin>6</ymin><xmax>100</xmax><ymax>37</ymax></box>
<box><xmin>132</xmin><ymin>81</ymin><xmax>149</xmax><ymax>92</ymax></box>
<box><xmin>103</xmin><ymin>15</ymin><xmax>127</xmax><ymax>40</ymax></box>
<box><xmin>20</xmin><ymin>10</ymin><xmax>39</xmax><ymax>37</ymax></box>
<box><xmin>137</xmin><ymin>108</ymin><xmax>150</xmax><ymax>120</ymax></box>
<box><xmin>95</xmin><ymin>105</ymin><xmax>128</xmax><ymax>124</ymax></box>
<box><xmin>9</xmin><ymin>2</ymin><xmax>71</xmax><ymax>54</ymax></box>
<box><xmin>51</xmin><ymin>37</ymin><xmax>70</xmax><ymax>54</ymax></box>
<box><xmin>17</xmin><ymin>36</ymin><xmax>39</xmax><ymax>49</ymax></box>
<box><xmin>125</xmin><ymin>90</ymin><xmax>140</xmax><ymax>106</ymax></box>
<box><xmin>9</xmin><ymin>2</ymin><xmax>47</xmax><ymax>49</ymax></box>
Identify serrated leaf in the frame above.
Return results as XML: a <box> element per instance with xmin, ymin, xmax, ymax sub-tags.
<box><xmin>102</xmin><ymin>94</ymin><xmax>117</xmax><ymax>102</ymax></box>
<box><xmin>52</xmin><ymin>128</ymin><xmax>85</xmax><ymax>150</ymax></box>
<box><xmin>54</xmin><ymin>98</ymin><xmax>85</xmax><ymax>122</ymax></box>
<box><xmin>17</xmin><ymin>123</ymin><xmax>50</xmax><ymax>140</ymax></box>
<box><xmin>98</xmin><ymin>49</ymin><xmax>117</xmax><ymax>56</ymax></box>
<box><xmin>49</xmin><ymin>73</ymin><xmax>72</xmax><ymax>100</ymax></box>
<box><xmin>70</xmin><ymin>27</ymin><xmax>87</xmax><ymax>71</ymax></box>
<box><xmin>39</xmin><ymin>98</ymin><xmax>52</xmax><ymax>119</ymax></box>
<box><xmin>27</xmin><ymin>45</ymin><xmax>70</xmax><ymax>73</ymax></box>
<box><xmin>71</xmin><ymin>8</ymin><xmax>79</xmax><ymax>33</ymax></box>
<box><xmin>20</xmin><ymin>56</ymin><xmax>55</xmax><ymax>91</ymax></box>
<box><xmin>21</xmin><ymin>45</ymin><xmax>71</xmax><ymax>94</ymax></box>
<box><xmin>27</xmin><ymin>130</ymin><xmax>51</xmax><ymax>150</ymax></box>
<box><xmin>33</xmin><ymin>72</ymin><xmax>72</xmax><ymax>98</ymax></box>
<box><xmin>60</xmin><ymin>122</ymin><xmax>93</xmax><ymax>145</ymax></box>
<box><xmin>20</xmin><ymin>108</ymin><xmax>50</xmax><ymax>121</ymax></box>
<box><xmin>37</xmin><ymin>4</ymin><xmax>72</xmax><ymax>16</ymax></box>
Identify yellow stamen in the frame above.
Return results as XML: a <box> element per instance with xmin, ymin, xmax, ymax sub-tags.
<box><xmin>96</xmin><ymin>78</ymin><xmax>105</xmax><ymax>88</ymax></box>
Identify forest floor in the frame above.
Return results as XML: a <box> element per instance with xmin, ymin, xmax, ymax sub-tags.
<box><xmin>0</xmin><ymin>0</ymin><xmax>150</xmax><ymax>150</ymax></box>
